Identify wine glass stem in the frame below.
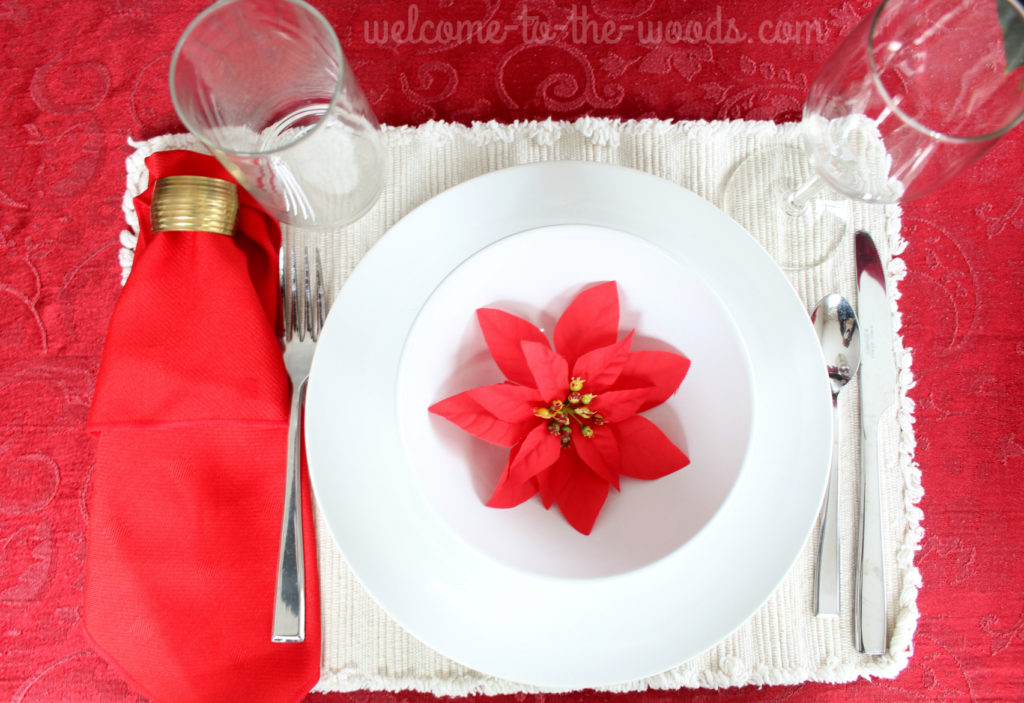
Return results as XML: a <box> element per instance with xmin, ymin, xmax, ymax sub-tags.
<box><xmin>784</xmin><ymin>174</ymin><xmax>827</xmax><ymax>217</ymax></box>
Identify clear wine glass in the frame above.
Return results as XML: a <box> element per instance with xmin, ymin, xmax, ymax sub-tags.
<box><xmin>722</xmin><ymin>0</ymin><xmax>1024</xmax><ymax>271</ymax></box>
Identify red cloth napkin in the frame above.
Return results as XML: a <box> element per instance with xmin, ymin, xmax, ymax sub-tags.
<box><xmin>85</xmin><ymin>151</ymin><xmax>321</xmax><ymax>703</ymax></box>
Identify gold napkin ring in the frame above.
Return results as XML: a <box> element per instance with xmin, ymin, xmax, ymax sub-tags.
<box><xmin>151</xmin><ymin>175</ymin><xmax>239</xmax><ymax>237</ymax></box>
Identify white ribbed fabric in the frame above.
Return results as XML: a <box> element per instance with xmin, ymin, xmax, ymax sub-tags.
<box><xmin>121</xmin><ymin>118</ymin><xmax>921</xmax><ymax>694</ymax></box>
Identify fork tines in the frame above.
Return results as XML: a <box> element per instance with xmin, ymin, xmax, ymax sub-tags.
<box><xmin>280</xmin><ymin>246</ymin><xmax>325</xmax><ymax>343</ymax></box>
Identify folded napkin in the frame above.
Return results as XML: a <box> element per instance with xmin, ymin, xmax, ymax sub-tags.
<box><xmin>86</xmin><ymin>151</ymin><xmax>320</xmax><ymax>702</ymax></box>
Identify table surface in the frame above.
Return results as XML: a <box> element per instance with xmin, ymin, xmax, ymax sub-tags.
<box><xmin>2</xmin><ymin>1</ymin><xmax>1022</xmax><ymax>702</ymax></box>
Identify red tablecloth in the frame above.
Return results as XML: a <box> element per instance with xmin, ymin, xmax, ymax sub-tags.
<box><xmin>2</xmin><ymin>1</ymin><xmax>1022</xmax><ymax>701</ymax></box>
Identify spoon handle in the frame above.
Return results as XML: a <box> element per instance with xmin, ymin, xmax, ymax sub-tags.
<box><xmin>814</xmin><ymin>396</ymin><xmax>841</xmax><ymax>617</ymax></box>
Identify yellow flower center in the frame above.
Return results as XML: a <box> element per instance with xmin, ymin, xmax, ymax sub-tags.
<box><xmin>533</xmin><ymin>378</ymin><xmax>604</xmax><ymax>447</ymax></box>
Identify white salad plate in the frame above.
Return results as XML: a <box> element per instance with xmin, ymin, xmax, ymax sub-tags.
<box><xmin>305</xmin><ymin>162</ymin><xmax>831</xmax><ymax>688</ymax></box>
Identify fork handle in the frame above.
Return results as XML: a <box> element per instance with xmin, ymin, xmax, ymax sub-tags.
<box><xmin>272</xmin><ymin>376</ymin><xmax>308</xmax><ymax>642</ymax></box>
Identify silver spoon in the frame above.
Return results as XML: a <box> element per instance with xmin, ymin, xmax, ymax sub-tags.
<box><xmin>811</xmin><ymin>294</ymin><xmax>861</xmax><ymax>618</ymax></box>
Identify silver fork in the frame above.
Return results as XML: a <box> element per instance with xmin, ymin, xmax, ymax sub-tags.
<box><xmin>272</xmin><ymin>245</ymin><xmax>325</xmax><ymax>643</ymax></box>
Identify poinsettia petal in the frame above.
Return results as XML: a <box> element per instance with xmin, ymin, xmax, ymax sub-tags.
<box><xmin>613</xmin><ymin>415</ymin><xmax>689</xmax><ymax>480</ymax></box>
<box><xmin>589</xmin><ymin>387</ymin><xmax>654</xmax><ymax>423</ymax></box>
<box><xmin>538</xmin><ymin>449</ymin><xmax>578</xmax><ymax>509</ymax></box>
<box><xmin>571</xmin><ymin>331</ymin><xmax>634</xmax><ymax>391</ymax></box>
<box><xmin>488</xmin><ymin>475</ymin><xmax>539</xmax><ymax>508</ymax></box>
<box><xmin>467</xmin><ymin>382</ymin><xmax>543</xmax><ymax>422</ymax></box>
<box><xmin>613</xmin><ymin>350</ymin><xmax>691</xmax><ymax>411</ymax></box>
<box><xmin>556</xmin><ymin>462</ymin><xmax>610</xmax><ymax>535</ymax></box>
<box><xmin>508</xmin><ymin>422</ymin><xmax>562</xmax><ymax>484</ymax></box>
<box><xmin>521</xmin><ymin>341</ymin><xmax>569</xmax><ymax>403</ymax></box>
<box><xmin>477</xmin><ymin>308</ymin><xmax>550</xmax><ymax>386</ymax></box>
<box><xmin>487</xmin><ymin>443</ymin><xmax>541</xmax><ymax>508</ymax></box>
<box><xmin>429</xmin><ymin>391</ymin><xmax>536</xmax><ymax>447</ymax></box>
<box><xmin>572</xmin><ymin>427</ymin><xmax>621</xmax><ymax>490</ymax></box>
<box><xmin>553</xmin><ymin>282</ymin><xmax>619</xmax><ymax>368</ymax></box>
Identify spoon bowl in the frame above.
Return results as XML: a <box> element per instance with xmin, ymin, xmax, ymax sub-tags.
<box><xmin>814</xmin><ymin>295</ymin><xmax>861</xmax><ymax>398</ymax></box>
<box><xmin>811</xmin><ymin>293</ymin><xmax>861</xmax><ymax>617</ymax></box>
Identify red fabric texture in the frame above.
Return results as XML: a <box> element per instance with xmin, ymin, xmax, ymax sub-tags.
<box><xmin>2</xmin><ymin>1</ymin><xmax>1024</xmax><ymax>702</ymax></box>
<box><xmin>83</xmin><ymin>151</ymin><xmax>321</xmax><ymax>702</ymax></box>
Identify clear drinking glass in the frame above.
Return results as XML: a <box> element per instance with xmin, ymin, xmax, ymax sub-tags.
<box><xmin>170</xmin><ymin>0</ymin><xmax>384</xmax><ymax>229</ymax></box>
<box><xmin>722</xmin><ymin>0</ymin><xmax>1024</xmax><ymax>270</ymax></box>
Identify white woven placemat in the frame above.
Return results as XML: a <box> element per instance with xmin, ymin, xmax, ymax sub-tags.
<box><xmin>120</xmin><ymin>118</ymin><xmax>921</xmax><ymax>694</ymax></box>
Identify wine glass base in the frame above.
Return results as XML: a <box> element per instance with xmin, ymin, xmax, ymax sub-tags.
<box><xmin>721</xmin><ymin>146</ymin><xmax>852</xmax><ymax>271</ymax></box>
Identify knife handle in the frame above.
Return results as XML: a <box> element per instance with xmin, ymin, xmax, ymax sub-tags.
<box><xmin>855</xmin><ymin>420</ymin><xmax>887</xmax><ymax>654</ymax></box>
<box><xmin>814</xmin><ymin>396</ymin><xmax>841</xmax><ymax>618</ymax></box>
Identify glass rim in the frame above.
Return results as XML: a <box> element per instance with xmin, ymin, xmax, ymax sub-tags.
<box><xmin>169</xmin><ymin>0</ymin><xmax>345</xmax><ymax>158</ymax></box>
<box><xmin>867</xmin><ymin>0</ymin><xmax>1024</xmax><ymax>144</ymax></box>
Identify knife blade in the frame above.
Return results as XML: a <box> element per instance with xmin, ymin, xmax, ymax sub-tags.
<box><xmin>854</xmin><ymin>231</ymin><xmax>896</xmax><ymax>655</ymax></box>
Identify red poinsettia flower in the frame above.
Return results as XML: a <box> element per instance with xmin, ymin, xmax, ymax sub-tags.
<box><xmin>429</xmin><ymin>281</ymin><xmax>691</xmax><ymax>535</ymax></box>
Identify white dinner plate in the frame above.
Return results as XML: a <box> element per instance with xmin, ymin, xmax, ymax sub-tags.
<box><xmin>305</xmin><ymin>162</ymin><xmax>831</xmax><ymax>688</ymax></box>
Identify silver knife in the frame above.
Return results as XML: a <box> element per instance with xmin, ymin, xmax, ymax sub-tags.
<box><xmin>854</xmin><ymin>231</ymin><xmax>895</xmax><ymax>655</ymax></box>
